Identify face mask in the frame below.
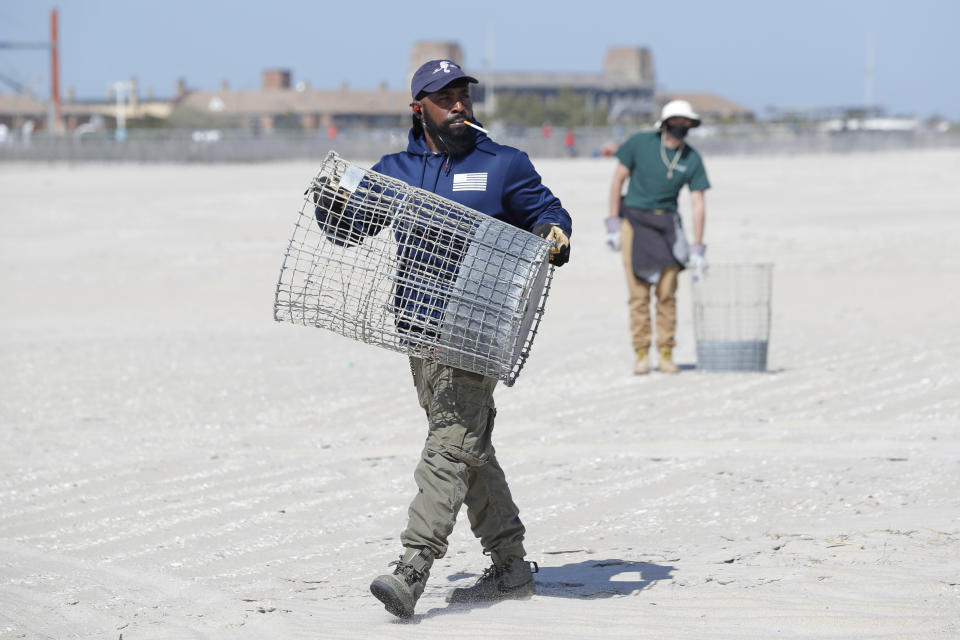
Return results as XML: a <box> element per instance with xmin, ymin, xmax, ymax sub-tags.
<box><xmin>665</xmin><ymin>122</ymin><xmax>690</xmax><ymax>140</ymax></box>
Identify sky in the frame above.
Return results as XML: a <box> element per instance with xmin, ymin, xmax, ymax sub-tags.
<box><xmin>1</xmin><ymin>0</ymin><xmax>958</xmax><ymax>120</ymax></box>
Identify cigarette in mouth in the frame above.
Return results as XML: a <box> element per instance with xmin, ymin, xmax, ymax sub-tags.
<box><xmin>463</xmin><ymin>120</ymin><xmax>489</xmax><ymax>134</ymax></box>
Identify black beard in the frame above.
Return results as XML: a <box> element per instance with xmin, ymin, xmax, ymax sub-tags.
<box><xmin>423</xmin><ymin>113</ymin><xmax>476</xmax><ymax>158</ymax></box>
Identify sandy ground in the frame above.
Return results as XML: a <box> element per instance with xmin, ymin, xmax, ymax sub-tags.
<box><xmin>1</xmin><ymin>149</ymin><xmax>959</xmax><ymax>639</ymax></box>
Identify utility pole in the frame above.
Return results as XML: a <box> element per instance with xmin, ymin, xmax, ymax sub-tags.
<box><xmin>864</xmin><ymin>33</ymin><xmax>875</xmax><ymax>114</ymax></box>
<box><xmin>483</xmin><ymin>21</ymin><xmax>496</xmax><ymax>117</ymax></box>
<box><xmin>112</xmin><ymin>81</ymin><xmax>131</xmax><ymax>141</ymax></box>
<box><xmin>51</xmin><ymin>8</ymin><xmax>61</xmax><ymax>130</ymax></box>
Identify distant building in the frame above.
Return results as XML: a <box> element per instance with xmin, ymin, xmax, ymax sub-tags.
<box><xmin>0</xmin><ymin>42</ymin><xmax>754</xmax><ymax>133</ymax></box>
<box><xmin>0</xmin><ymin>77</ymin><xmax>171</xmax><ymax>131</ymax></box>
<box><xmin>0</xmin><ymin>93</ymin><xmax>46</xmax><ymax>130</ymax></box>
<box><xmin>174</xmin><ymin>69</ymin><xmax>409</xmax><ymax>131</ymax></box>
<box><xmin>471</xmin><ymin>46</ymin><xmax>657</xmax><ymax>124</ymax></box>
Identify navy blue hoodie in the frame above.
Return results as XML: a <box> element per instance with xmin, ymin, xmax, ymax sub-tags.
<box><xmin>372</xmin><ymin>128</ymin><xmax>572</xmax><ymax>236</ymax></box>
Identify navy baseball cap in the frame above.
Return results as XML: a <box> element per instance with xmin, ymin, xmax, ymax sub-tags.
<box><xmin>410</xmin><ymin>59</ymin><xmax>478</xmax><ymax>99</ymax></box>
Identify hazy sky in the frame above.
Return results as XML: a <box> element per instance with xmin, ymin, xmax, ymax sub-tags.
<box><xmin>1</xmin><ymin>0</ymin><xmax>957</xmax><ymax>120</ymax></box>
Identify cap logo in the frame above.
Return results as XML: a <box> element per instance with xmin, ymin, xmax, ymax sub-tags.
<box><xmin>433</xmin><ymin>61</ymin><xmax>456</xmax><ymax>74</ymax></box>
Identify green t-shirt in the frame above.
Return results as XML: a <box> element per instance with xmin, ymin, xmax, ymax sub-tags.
<box><xmin>615</xmin><ymin>131</ymin><xmax>710</xmax><ymax>211</ymax></box>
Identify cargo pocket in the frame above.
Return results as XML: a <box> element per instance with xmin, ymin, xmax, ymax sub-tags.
<box><xmin>448</xmin><ymin>370</ymin><xmax>496</xmax><ymax>464</ymax></box>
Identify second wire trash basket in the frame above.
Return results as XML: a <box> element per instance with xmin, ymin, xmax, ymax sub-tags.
<box><xmin>692</xmin><ymin>263</ymin><xmax>773</xmax><ymax>372</ymax></box>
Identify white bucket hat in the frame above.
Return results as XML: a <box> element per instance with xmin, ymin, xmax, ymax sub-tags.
<box><xmin>655</xmin><ymin>99</ymin><xmax>701</xmax><ymax>128</ymax></box>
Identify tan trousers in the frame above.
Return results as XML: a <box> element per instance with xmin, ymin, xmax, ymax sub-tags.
<box><xmin>620</xmin><ymin>219</ymin><xmax>680</xmax><ymax>352</ymax></box>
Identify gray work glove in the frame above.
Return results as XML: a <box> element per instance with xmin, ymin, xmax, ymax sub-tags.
<box><xmin>604</xmin><ymin>217</ymin><xmax>621</xmax><ymax>251</ymax></box>
<box><xmin>689</xmin><ymin>243</ymin><xmax>708</xmax><ymax>281</ymax></box>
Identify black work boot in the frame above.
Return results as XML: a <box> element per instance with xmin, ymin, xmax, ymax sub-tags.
<box><xmin>370</xmin><ymin>548</ymin><xmax>432</xmax><ymax>619</ymax></box>
<box><xmin>447</xmin><ymin>553</ymin><xmax>538</xmax><ymax>603</ymax></box>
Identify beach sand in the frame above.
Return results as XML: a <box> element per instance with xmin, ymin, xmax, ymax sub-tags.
<box><xmin>1</xmin><ymin>149</ymin><xmax>958</xmax><ymax>639</ymax></box>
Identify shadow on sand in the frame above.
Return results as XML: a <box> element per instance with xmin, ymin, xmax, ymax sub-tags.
<box><xmin>532</xmin><ymin>558</ymin><xmax>674</xmax><ymax>599</ymax></box>
<box><xmin>393</xmin><ymin>559</ymin><xmax>674</xmax><ymax>623</ymax></box>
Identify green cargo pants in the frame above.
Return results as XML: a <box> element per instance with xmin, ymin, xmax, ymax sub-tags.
<box><xmin>400</xmin><ymin>357</ymin><xmax>526</xmax><ymax>561</ymax></box>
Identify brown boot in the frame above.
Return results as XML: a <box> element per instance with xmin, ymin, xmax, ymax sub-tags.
<box><xmin>658</xmin><ymin>348</ymin><xmax>679</xmax><ymax>374</ymax></box>
<box><xmin>633</xmin><ymin>349</ymin><xmax>650</xmax><ymax>375</ymax></box>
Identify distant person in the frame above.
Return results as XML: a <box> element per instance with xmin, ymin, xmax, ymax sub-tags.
<box><xmin>564</xmin><ymin>128</ymin><xmax>576</xmax><ymax>157</ymax></box>
<box><xmin>605</xmin><ymin>99</ymin><xmax>709</xmax><ymax>374</ymax></box>
<box><xmin>315</xmin><ymin>59</ymin><xmax>572</xmax><ymax>619</ymax></box>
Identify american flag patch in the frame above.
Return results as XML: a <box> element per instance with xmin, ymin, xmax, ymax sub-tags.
<box><xmin>452</xmin><ymin>172</ymin><xmax>488</xmax><ymax>191</ymax></box>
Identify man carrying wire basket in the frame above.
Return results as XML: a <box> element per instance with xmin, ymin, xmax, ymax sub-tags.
<box><xmin>316</xmin><ymin>59</ymin><xmax>572</xmax><ymax>618</ymax></box>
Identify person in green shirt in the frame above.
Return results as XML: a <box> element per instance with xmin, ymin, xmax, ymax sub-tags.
<box><xmin>606</xmin><ymin>100</ymin><xmax>710</xmax><ymax>375</ymax></box>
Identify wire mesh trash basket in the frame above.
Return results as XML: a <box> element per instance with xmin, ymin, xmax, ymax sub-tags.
<box><xmin>273</xmin><ymin>150</ymin><xmax>555</xmax><ymax>386</ymax></box>
<box><xmin>692</xmin><ymin>263</ymin><xmax>773</xmax><ymax>372</ymax></box>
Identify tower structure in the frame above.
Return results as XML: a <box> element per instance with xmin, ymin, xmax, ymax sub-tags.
<box><xmin>603</xmin><ymin>47</ymin><xmax>654</xmax><ymax>84</ymax></box>
<box><xmin>407</xmin><ymin>42</ymin><xmax>464</xmax><ymax>93</ymax></box>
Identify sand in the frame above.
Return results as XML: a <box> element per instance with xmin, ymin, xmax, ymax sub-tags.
<box><xmin>1</xmin><ymin>149</ymin><xmax>958</xmax><ymax>639</ymax></box>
